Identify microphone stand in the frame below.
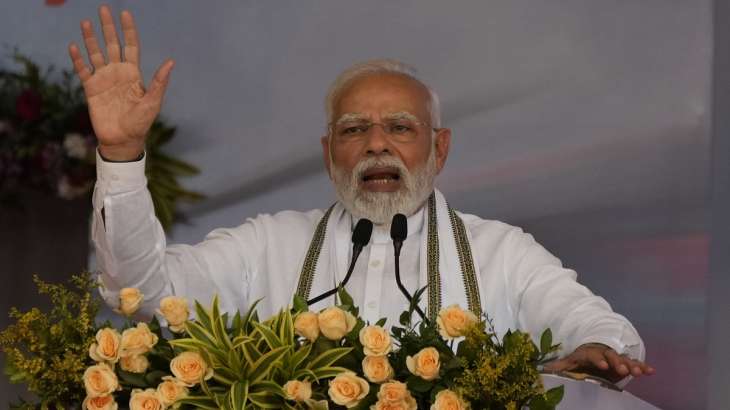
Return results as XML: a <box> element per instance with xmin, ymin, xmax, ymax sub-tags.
<box><xmin>391</xmin><ymin>214</ymin><xmax>427</xmax><ymax>322</ymax></box>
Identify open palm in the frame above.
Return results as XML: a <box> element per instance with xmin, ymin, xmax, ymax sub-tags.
<box><xmin>68</xmin><ymin>6</ymin><xmax>174</xmax><ymax>161</ymax></box>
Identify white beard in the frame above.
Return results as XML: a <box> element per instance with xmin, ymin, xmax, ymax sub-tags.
<box><xmin>331</xmin><ymin>148</ymin><xmax>437</xmax><ymax>226</ymax></box>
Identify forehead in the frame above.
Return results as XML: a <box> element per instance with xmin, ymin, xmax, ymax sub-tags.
<box><xmin>333</xmin><ymin>73</ymin><xmax>432</xmax><ymax>121</ymax></box>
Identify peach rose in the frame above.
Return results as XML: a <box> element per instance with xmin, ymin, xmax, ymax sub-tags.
<box><xmin>376</xmin><ymin>380</ymin><xmax>409</xmax><ymax>403</ymax></box>
<box><xmin>318</xmin><ymin>307</ymin><xmax>357</xmax><ymax>340</ymax></box>
<box><xmin>83</xmin><ymin>364</ymin><xmax>119</xmax><ymax>397</ymax></box>
<box><xmin>117</xmin><ymin>288</ymin><xmax>143</xmax><ymax>317</ymax></box>
<box><xmin>120</xmin><ymin>323</ymin><xmax>159</xmax><ymax>357</ymax></box>
<box><xmin>120</xmin><ymin>354</ymin><xmax>149</xmax><ymax>373</ymax></box>
<box><xmin>328</xmin><ymin>371</ymin><xmax>370</xmax><ymax>408</ymax></box>
<box><xmin>170</xmin><ymin>351</ymin><xmax>214</xmax><ymax>387</ymax></box>
<box><xmin>436</xmin><ymin>305</ymin><xmax>478</xmax><ymax>339</ymax></box>
<box><xmin>430</xmin><ymin>389</ymin><xmax>470</xmax><ymax>410</ymax></box>
<box><xmin>359</xmin><ymin>325</ymin><xmax>392</xmax><ymax>356</ymax></box>
<box><xmin>283</xmin><ymin>380</ymin><xmax>312</xmax><ymax>402</ymax></box>
<box><xmin>157</xmin><ymin>376</ymin><xmax>189</xmax><ymax>406</ymax></box>
<box><xmin>157</xmin><ymin>296</ymin><xmax>189</xmax><ymax>333</ymax></box>
<box><xmin>362</xmin><ymin>355</ymin><xmax>394</xmax><ymax>384</ymax></box>
<box><xmin>129</xmin><ymin>388</ymin><xmax>163</xmax><ymax>410</ymax></box>
<box><xmin>294</xmin><ymin>311</ymin><xmax>320</xmax><ymax>342</ymax></box>
<box><xmin>82</xmin><ymin>395</ymin><xmax>118</xmax><ymax>410</ymax></box>
<box><xmin>406</xmin><ymin>347</ymin><xmax>440</xmax><ymax>381</ymax></box>
<box><xmin>371</xmin><ymin>397</ymin><xmax>418</xmax><ymax>410</ymax></box>
<box><xmin>89</xmin><ymin>328</ymin><xmax>122</xmax><ymax>363</ymax></box>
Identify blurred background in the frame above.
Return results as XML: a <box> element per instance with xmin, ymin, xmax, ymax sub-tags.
<box><xmin>1</xmin><ymin>1</ymin><xmax>728</xmax><ymax>408</ymax></box>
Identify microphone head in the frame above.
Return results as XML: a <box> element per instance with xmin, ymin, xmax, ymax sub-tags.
<box><xmin>352</xmin><ymin>218</ymin><xmax>373</xmax><ymax>247</ymax></box>
<box><xmin>390</xmin><ymin>213</ymin><xmax>408</xmax><ymax>242</ymax></box>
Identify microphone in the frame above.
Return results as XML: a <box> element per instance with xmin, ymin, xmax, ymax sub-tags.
<box><xmin>307</xmin><ymin>218</ymin><xmax>373</xmax><ymax>305</ymax></box>
<box><xmin>391</xmin><ymin>214</ymin><xmax>427</xmax><ymax>321</ymax></box>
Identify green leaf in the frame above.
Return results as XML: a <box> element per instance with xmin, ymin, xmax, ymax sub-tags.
<box><xmin>546</xmin><ymin>385</ymin><xmax>565</xmax><ymax>406</ymax></box>
<box><xmin>375</xmin><ymin>318</ymin><xmax>387</xmax><ymax>327</ymax></box>
<box><xmin>293</xmin><ymin>295</ymin><xmax>308</xmax><ymax>313</ymax></box>
<box><xmin>306</xmin><ymin>347</ymin><xmax>353</xmax><ymax>370</ymax></box>
<box><xmin>288</xmin><ymin>342</ymin><xmax>313</xmax><ymax>371</ymax></box>
<box><xmin>406</xmin><ymin>375</ymin><xmax>433</xmax><ymax>393</ymax></box>
<box><xmin>252</xmin><ymin>321</ymin><xmax>284</xmax><ymax>350</ymax></box>
<box><xmin>177</xmin><ymin>395</ymin><xmax>220</xmax><ymax>410</ymax></box>
<box><xmin>540</xmin><ymin>329</ymin><xmax>553</xmax><ymax>355</ymax></box>
<box><xmin>229</xmin><ymin>380</ymin><xmax>249</xmax><ymax>409</ymax></box>
<box><xmin>248</xmin><ymin>346</ymin><xmax>290</xmax><ymax>383</ymax></box>
<box><xmin>338</xmin><ymin>287</ymin><xmax>354</xmax><ymax>308</ymax></box>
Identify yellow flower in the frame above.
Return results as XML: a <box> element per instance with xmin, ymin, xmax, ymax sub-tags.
<box><xmin>328</xmin><ymin>371</ymin><xmax>370</xmax><ymax>408</ymax></box>
<box><xmin>157</xmin><ymin>376</ymin><xmax>189</xmax><ymax>407</ymax></box>
<box><xmin>157</xmin><ymin>296</ymin><xmax>189</xmax><ymax>333</ymax></box>
<box><xmin>117</xmin><ymin>288</ymin><xmax>144</xmax><ymax>317</ymax></box>
<box><xmin>318</xmin><ymin>307</ymin><xmax>357</xmax><ymax>340</ymax></box>
<box><xmin>294</xmin><ymin>311</ymin><xmax>320</xmax><ymax>342</ymax></box>
<box><xmin>120</xmin><ymin>354</ymin><xmax>150</xmax><ymax>373</ymax></box>
<box><xmin>120</xmin><ymin>323</ymin><xmax>158</xmax><ymax>357</ymax></box>
<box><xmin>362</xmin><ymin>355</ymin><xmax>394</xmax><ymax>383</ymax></box>
<box><xmin>89</xmin><ymin>328</ymin><xmax>122</xmax><ymax>363</ymax></box>
<box><xmin>129</xmin><ymin>388</ymin><xmax>164</xmax><ymax>410</ymax></box>
<box><xmin>436</xmin><ymin>305</ymin><xmax>478</xmax><ymax>339</ymax></box>
<box><xmin>82</xmin><ymin>394</ymin><xmax>118</xmax><ymax>410</ymax></box>
<box><xmin>170</xmin><ymin>351</ymin><xmax>214</xmax><ymax>387</ymax></box>
<box><xmin>359</xmin><ymin>325</ymin><xmax>392</xmax><ymax>356</ymax></box>
<box><xmin>83</xmin><ymin>363</ymin><xmax>119</xmax><ymax>397</ymax></box>
<box><xmin>283</xmin><ymin>380</ymin><xmax>313</xmax><ymax>402</ymax></box>
<box><xmin>430</xmin><ymin>389</ymin><xmax>470</xmax><ymax>410</ymax></box>
<box><xmin>406</xmin><ymin>347</ymin><xmax>440</xmax><ymax>381</ymax></box>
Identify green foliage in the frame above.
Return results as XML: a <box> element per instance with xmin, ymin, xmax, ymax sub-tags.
<box><xmin>170</xmin><ymin>296</ymin><xmax>350</xmax><ymax>409</ymax></box>
<box><xmin>0</xmin><ymin>273</ymin><xmax>100</xmax><ymax>408</ymax></box>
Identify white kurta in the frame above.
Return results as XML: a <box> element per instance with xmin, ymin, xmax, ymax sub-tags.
<box><xmin>92</xmin><ymin>152</ymin><xmax>644</xmax><ymax>362</ymax></box>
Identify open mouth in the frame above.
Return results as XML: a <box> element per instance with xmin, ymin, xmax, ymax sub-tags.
<box><xmin>361</xmin><ymin>167</ymin><xmax>401</xmax><ymax>184</ymax></box>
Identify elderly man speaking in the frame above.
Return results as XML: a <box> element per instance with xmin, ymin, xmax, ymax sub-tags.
<box><xmin>69</xmin><ymin>5</ymin><xmax>654</xmax><ymax>384</ymax></box>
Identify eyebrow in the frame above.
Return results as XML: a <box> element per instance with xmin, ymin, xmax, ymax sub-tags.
<box><xmin>334</xmin><ymin>112</ymin><xmax>369</xmax><ymax>125</ymax></box>
<box><xmin>382</xmin><ymin>111</ymin><xmax>420</xmax><ymax>122</ymax></box>
<box><xmin>334</xmin><ymin>111</ymin><xmax>420</xmax><ymax>125</ymax></box>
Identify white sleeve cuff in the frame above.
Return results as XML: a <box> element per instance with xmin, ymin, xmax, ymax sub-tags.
<box><xmin>95</xmin><ymin>149</ymin><xmax>148</xmax><ymax>194</ymax></box>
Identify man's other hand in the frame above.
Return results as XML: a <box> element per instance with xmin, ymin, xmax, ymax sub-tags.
<box><xmin>544</xmin><ymin>343</ymin><xmax>655</xmax><ymax>383</ymax></box>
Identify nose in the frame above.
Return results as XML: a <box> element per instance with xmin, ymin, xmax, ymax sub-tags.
<box><xmin>364</xmin><ymin>123</ymin><xmax>392</xmax><ymax>156</ymax></box>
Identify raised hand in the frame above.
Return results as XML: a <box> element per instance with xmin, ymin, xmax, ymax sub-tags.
<box><xmin>68</xmin><ymin>5</ymin><xmax>174</xmax><ymax>161</ymax></box>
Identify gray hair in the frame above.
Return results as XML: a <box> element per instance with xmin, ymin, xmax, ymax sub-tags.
<box><xmin>325</xmin><ymin>59</ymin><xmax>442</xmax><ymax>128</ymax></box>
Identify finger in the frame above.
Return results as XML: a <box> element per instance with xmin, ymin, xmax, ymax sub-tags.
<box><xmin>98</xmin><ymin>4</ymin><xmax>122</xmax><ymax>63</ymax></box>
<box><xmin>68</xmin><ymin>43</ymin><xmax>92</xmax><ymax>83</ymax></box>
<box><xmin>604</xmin><ymin>349</ymin><xmax>630</xmax><ymax>377</ymax></box>
<box><xmin>120</xmin><ymin>10</ymin><xmax>140</xmax><ymax>65</ymax></box>
<box><xmin>544</xmin><ymin>356</ymin><xmax>578</xmax><ymax>372</ymax></box>
<box><xmin>627</xmin><ymin>358</ymin><xmax>655</xmax><ymax>376</ymax></box>
<box><xmin>81</xmin><ymin>19</ymin><xmax>106</xmax><ymax>70</ymax></box>
<box><xmin>583</xmin><ymin>348</ymin><xmax>610</xmax><ymax>371</ymax></box>
<box><xmin>143</xmin><ymin>59</ymin><xmax>175</xmax><ymax>105</ymax></box>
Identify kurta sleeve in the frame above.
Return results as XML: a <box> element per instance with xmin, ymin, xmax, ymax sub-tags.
<box><xmin>92</xmin><ymin>150</ymin><xmax>262</xmax><ymax>318</ymax></box>
<box><xmin>504</xmin><ymin>227</ymin><xmax>645</xmax><ymax>363</ymax></box>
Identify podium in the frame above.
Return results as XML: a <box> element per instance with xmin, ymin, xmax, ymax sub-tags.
<box><xmin>542</xmin><ymin>374</ymin><xmax>660</xmax><ymax>409</ymax></box>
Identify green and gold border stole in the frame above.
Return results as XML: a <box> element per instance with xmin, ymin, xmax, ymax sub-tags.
<box><xmin>295</xmin><ymin>194</ymin><xmax>482</xmax><ymax>319</ymax></box>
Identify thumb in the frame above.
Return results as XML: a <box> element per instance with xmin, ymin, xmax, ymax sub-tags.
<box><xmin>543</xmin><ymin>357</ymin><xmax>572</xmax><ymax>372</ymax></box>
<box><xmin>143</xmin><ymin>59</ymin><xmax>175</xmax><ymax>105</ymax></box>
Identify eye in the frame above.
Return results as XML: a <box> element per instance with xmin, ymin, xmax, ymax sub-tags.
<box><xmin>341</xmin><ymin>125</ymin><xmax>368</xmax><ymax>135</ymax></box>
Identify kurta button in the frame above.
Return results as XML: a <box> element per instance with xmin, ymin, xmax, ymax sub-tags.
<box><xmin>367</xmin><ymin>301</ymin><xmax>377</xmax><ymax>309</ymax></box>
<box><xmin>370</xmin><ymin>260</ymin><xmax>381</xmax><ymax>268</ymax></box>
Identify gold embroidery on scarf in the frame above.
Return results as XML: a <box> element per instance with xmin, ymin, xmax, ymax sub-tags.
<box><xmin>448</xmin><ymin>207</ymin><xmax>482</xmax><ymax>316</ymax></box>
<box><xmin>426</xmin><ymin>193</ymin><xmax>442</xmax><ymax>321</ymax></box>
<box><xmin>295</xmin><ymin>205</ymin><xmax>335</xmax><ymax>300</ymax></box>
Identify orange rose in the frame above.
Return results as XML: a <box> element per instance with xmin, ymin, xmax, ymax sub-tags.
<box><xmin>328</xmin><ymin>371</ymin><xmax>370</xmax><ymax>408</ymax></box>
<box><xmin>120</xmin><ymin>354</ymin><xmax>149</xmax><ymax>373</ymax></box>
<box><xmin>170</xmin><ymin>351</ymin><xmax>213</xmax><ymax>387</ymax></box>
<box><xmin>120</xmin><ymin>323</ymin><xmax>158</xmax><ymax>357</ymax></box>
<box><xmin>129</xmin><ymin>388</ymin><xmax>163</xmax><ymax>410</ymax></box>
<box><xmin>283</xmin><ymin>380</ymin><xmax>313</xmax><ymax>402</ymax></box>
<box><xmin>117</xmin><ymin>288</ymin><xmax>143</xmax><ymax>317</ymax></box>
<box><xmin>406</xmin><ymin>347</ymin><xmax>440</xmax><ymax>381</ymax></box>
<box><xmin>371</xmin><ymin>397</ymin><xmax>418</xmax><ymax>410</ymax></box>
<box><xmin>430</xmin><ymin>389</ymin><xmax>470</xmax><ymax>410</ymax></box>
<box><xmin>359</xmin><ymin>325</ymin><xmax>392</xmax><ymax>356</ymax></box>
<box><xmin>89</xmin><ymin>328</ymin><xmax>122</xmax><ymax>364</ymax></box>
<box><xmin>294</xmin><ymin>311</ymin><xmax>320</xmax><ymax>342</ymax></box>
<box><xmin>318</xmin><ymin>307</ymin><xmax>357</xmax><ymax>340</ymax></box>
<box><xmin>157</xmin><ymin>376</ymin><xmax>189</xmax><ymax>406</ymax></box>
<box><xmin>362</xmin><ymin>355</ymin><xmax>394</xmax><ymax>383</ymax></box>
<box><xmin>82</xmin><ymin>394</ymin><xmax>117</xmax><ymax>410</ymax></box>
<box><xmin>376</xmin><ymin>380</ymin><xmax>409</xmax><ymax>403</ymax></box>
<box><xmin>157</xmin><ymin>296</ymin><xmax>189</xmax><ymax>333</ymax></box>
<box><xmin>436</xmin><ymin>305</ymin><xmax>478</xmax><ymax>339</ymax></box>
<box><xmin>83</xmin><ymin>364</ymin><xmax>119</xmax><ymax>397</ymax></box>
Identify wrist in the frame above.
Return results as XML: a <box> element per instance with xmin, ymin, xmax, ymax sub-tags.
<box><xmin>98</xmin><ymin>143</ymin><xmax>145</xmax><ymax>162</ymax></box>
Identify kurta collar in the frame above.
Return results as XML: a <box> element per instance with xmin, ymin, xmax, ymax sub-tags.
<box><xmin>350</xmin><ymin>203</ymin><xmax>426</xmax><ymax>244</ymax></box>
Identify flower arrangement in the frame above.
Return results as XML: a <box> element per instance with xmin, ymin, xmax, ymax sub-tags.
<box><xmin>0</xmin><ymin>51</ymin><xmax>202</xmax><ymax>230</ymax></box>
<box><xmin>1</xmin><ymin>273</ymin><xmax>564</xmax><ymax>409</ymax></box>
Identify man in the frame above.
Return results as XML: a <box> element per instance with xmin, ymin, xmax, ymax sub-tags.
<box><xmin>69</xmin><ymin>5</ymin><xmax>654</xmax><ymax>383</ymax></box>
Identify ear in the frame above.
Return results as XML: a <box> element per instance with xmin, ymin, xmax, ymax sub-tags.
<box><xmin>321</xmin><ymin>135</ymin><xmax>333</xmax><ymax>179</ymax></box>
<box><xmin>433</xmin><ymin>128</ymin><xmax>451</xmax><ymax>174</ymax></box>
